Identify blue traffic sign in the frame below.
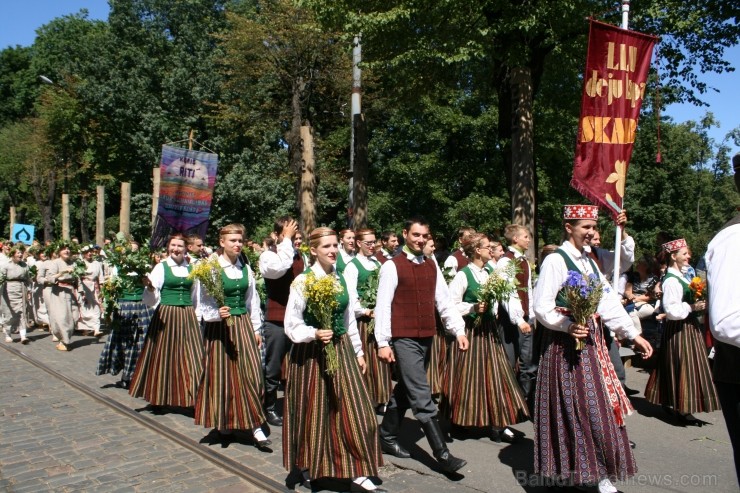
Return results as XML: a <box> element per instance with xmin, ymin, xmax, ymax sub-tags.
<box><xmin>11</xmin><ymin>224</ymin><xmax>35</xmax><ymax>245</ymax></box>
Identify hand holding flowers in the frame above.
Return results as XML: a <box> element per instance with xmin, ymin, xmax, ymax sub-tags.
<box><xmin>302</xmin><ymin>271</ymin><xmax>343</xmax><ymax>376</ymax></box>
<box><xmin>561</xmin><ymin>270</ymin><xmax>604</xmax><ymax>350</ymax></box>
<box><xmin>188</xmin><ymin>257</ymin><xmax>233</xmax><ymax>327</ymax></box>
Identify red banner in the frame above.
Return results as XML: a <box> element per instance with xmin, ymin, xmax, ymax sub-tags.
<box><xmin>571</xmin><ymin>20</ymin><xmax>657</xmax><ymax>220</ymax></box>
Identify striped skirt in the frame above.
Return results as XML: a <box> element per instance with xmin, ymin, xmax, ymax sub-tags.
<box><xmin>535</xmin><ymin>317</ymin><xmax>636</xmax><ymax>484</ymax></box>
<box><xmin>427</xmin><ymin>313</ymin><xmax>452</xmax><ymax>396</ymax></box>
<box><xmin>95</xmin><ymin>300</ymin><xmax>153</xmax><ymax>382</ymax></box>
<box><xmin>283</xmin><ymin>334</ymin><xmax>382</xmax><ymax>479</ymax></box>
<box><xmin>194</xmin><ymin>314</ymin><xmax>266</xmax><ymax>430</ymax></box>
<box><xmin>129</xmin><ymin>304</ymin><xmax>204</xmax><ymax>407</ymax></box>
<box><xmin>644</xmin><ymin>317</ymin><xmax>720</xmax><ymax>414</ymax></box>
<box><xmin>441</xmin><ymin>318</ymin><xmax>530</xmax><ymax>427</ymax></box>
<box><xmin>359</xmin><ymin>318</ymin><xmax>392</xmax><ymax>405</ymax></box>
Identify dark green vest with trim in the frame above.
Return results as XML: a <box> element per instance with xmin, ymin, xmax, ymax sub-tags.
<box><xmin>303</xmin><ymin>273</ymin><xmax>350</xmax><ymax>337</ymax></box>
<box><xmin>554</xmin><ymin>248</ymin><xmax>600</xmax><ymax>309</ymax></box>
<box><xmin>663</xmin><ymin>271</ymin><xmax>694</xmax><ymax>304</ymax></box>
<box><xmin>461</xmin><ymin>265</ymin><xmax>494</xmax><ymax>323</ymax></box>
<box><xmin>120</xmin><ymin>282</ymin><xmax>145</xmax><ymax>301</ymax></box>
<box><xmin>336</xmin><ymin>252</ymin><xmax>349</xmax><ymax>274</ymax></box>
<box><xmin>351</xmin><ymin>257</ymin><xmax>379</xmax><ymax>301</ymax></box>
<box><xmin>160</xmin><ymin>262</ymin><xmax>194</xmax><ymax>306</ymax></box>
<box><xmin>222</xmin><ymin>264</ymin><xmax>249</xmax><ymax>316</ymax></box>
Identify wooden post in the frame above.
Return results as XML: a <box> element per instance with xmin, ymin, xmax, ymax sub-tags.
<box><xmin>96</xmin><ymin>185</ymin><xmax>105</xmax><ymax>245</ymax></box>
<box><xmin>9</xmin><ymin>206</ymin><xmax>16</xmax><ymax>237</ymax></box>
<box><xmin>120</xmin><ymin>182</ymin><xmax>131</xmax><ymax>235</ymax></box>
<box><xmin>188</xmin><ymin>129</ymin><xmax>194</xmax><ymax>150</ymax></box>
<box><xmin>152</xmin><ymin>166</ymin><xmax>160</xmax><ymax>227</ymax></box>
<box><xmin>62</xmin><ymin>193</ymin><xmax>70</xmax><ymax>240</ymax></box>
<box><xmin>300</xmin><ymin>125</ymin><xmax>317</xmax><ymax>232</ymax></box>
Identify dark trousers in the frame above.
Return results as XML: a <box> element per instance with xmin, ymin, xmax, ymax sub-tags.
<box><xmin>604</xmin><ymin>327</ymin><xmax>626</xmax><ymax>386</ymax></box>
<box><xmin>499</xmin><ymin>317</ymin><xmax>539</xmax><ymax>405</ymax></box>
<box><xmin>716</xmin><ymin>381</ymin><xmax>740</xmax><ymax>485</ymax></box>
<box><xmin>263</xmin><ymin>320</ymin><xmax>291</xmax><ymax>394</ymax></box>
<box><xmin>384</xmin><ymin>337</ymin><xmax>437</xmax><ymax>424</ymax></box>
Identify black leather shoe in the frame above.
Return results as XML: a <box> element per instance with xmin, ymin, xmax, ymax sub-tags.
<box><xmin>266</xmin><ymin>410</ymin><xmax>283</xmax><ymax>426</ymax></box>
<box><xmin>622</xmin><ymin>385</ymin><xmax>640</xmax><ymax>396</ymax></box>
<box><xmin>350</xmin><ymin>481</ymin><xmax>387</xmax><ymax>492</ymax></box>
<box><xmin>629</xmin><ymin>440</ymin><xmax>636</xmax><ymax>449</ymax></box>
<box><xmin>379</xmin><ymin>436</ymin><xmax>411</xmax><ymax>458</ymax></box>
<box><xmin>421</xmin><ymin>418</ymin><xmax>467</xmax><ymax>473</ymax></box>
<box><xmin>255</xmin><ymin>438</ymin><xmax>272</xmax><ymax>449</ymax></box>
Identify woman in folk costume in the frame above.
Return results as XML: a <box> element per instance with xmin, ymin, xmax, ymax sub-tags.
<box><xmin>77</xmin><ymin>245</ymin><xmax>105</xmax><ymax>337</ymax></box>
<box><xmin>533</xmin><ymin>205</ymin><xmax>653</xmax><ymax>493</ymax></box>
<box><xmin>1</xmin><ymin>245</ymin><xmax>32</xmax><ymax>344</ymax></box>
<box><xmin>96</xmin><ymin>240</ymin><xmax>154</xmax><ymax>389</ymax></box>
<box><xmin>343</xmin><ymin>228</ymin><xmax>392</xmax><ymax>412</ymax></box>
<box><xmin>129</xmin><ymin>233</ymin><xmax>203</xmax><ymax>409</ymax></box>
<box><xmin>283</xmin><ymin>227</ymin><xmax>384</xmax><ymax>492</ymax></box>
<box><xmin>427</xmin><ymin>232</ymin><xmax>453</xmax><ymax>400</ymax></box>
<box><xmin>445</xmin><ymin>233</ymin><xmax>530</xmax><ymax>442</ymax></box>
<box><xmin>644</xmin><ymin>238</ymin><xmax>720</xmax><ymax>425</ymax></box>
<box><xmin>336</xmin><ymin>228</ymin><xmax>356</xmax><ymax>274</ymax></box>
<box><xmin>45</xmin><ymin>242</ymin><xmax>81</xmax><ymax>351</ymax></box>
<box><xmin>193</xmin><ymin>224</ymin><xmax>270</xmax><ymax>449</ymax></box>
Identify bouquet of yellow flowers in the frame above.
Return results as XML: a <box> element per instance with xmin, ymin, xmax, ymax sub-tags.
<box><xmin>562</xmin><ymin>270</ymin><xmax>604</xmax><ymax>350</ymax></box>
<box><xmin>302</xmin><ymin>271</ymin><xmax>343</xmax><ymax>376</ymax></box>
<box><xmin>101</xmin><ymin>276</ymin><xmax>123</xmax><ymax>322</ymax></box>
<box><xmin>188</xmin><ymin>257</ymin><xmax>233</xmax><ymax>326</ymax></box>
<box><xmin>689</xmin><ymin>276</ymin><xmax>706</xmax><ymax>302</ymax></box>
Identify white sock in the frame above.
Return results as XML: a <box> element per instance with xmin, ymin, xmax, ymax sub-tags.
<box><xmin>353</xmin><ymin>477</ymin><xmax>376</xmax><ymax>490</ymax></box>
<box><xmin>19</xmin><ymin>329</ymin><xmax>27</xmax><ymax>339</ymax></box>
<box><xmin>503</xmin><ymin>428</ymin><xmax>515</xmax><ymax>438</ymax></box>
<box><xmin>598</xmin><ymin>478</ymin><xmax>617</xmax><ymax>493</ymax></box>
<box><xmin>253</xmin><ymin>427</ymin><xmax>267</xmax><ymax>441</ymax></box>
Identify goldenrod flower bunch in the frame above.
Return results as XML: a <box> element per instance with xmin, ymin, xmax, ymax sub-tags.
<box><xmin>101</xmin><ymin>276</ymin><xmax>123</xmax><ymax>321</ymax></box>
<box><xmin>188</xmin><ymin>257</ymin><xmax>233</xmax><ymax>326</ymax></box>
<box><xmin>302</xmin><ymin>271</ymin><xmax>343</xmax><ymax>376</ymax></box>
<box><xmin>475</xmin><ymin>262</ymin><xmax>520</xmax><ymax>327</ymax></box>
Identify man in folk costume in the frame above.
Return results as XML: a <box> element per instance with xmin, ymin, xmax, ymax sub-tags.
<box><xmin>533</xmin><ymin>205</ymin><xmax>653</xmax><ymax>493</ymax></box>
<box><xmin>377</xmin><ymin>231</ymin><xmax>399</xmax><ymax>264</ymax></box>
<box><xmin>442</xmin><ymin>226</ymin><xmax>475</xmax><ymax>276</ymax></box>
<box><xmin>497</xmin><ymin>224</ymin><xmax>537</xmax><ymax>410</ymax></box>
<box><xmin>375</xmin><ymin>216</ymin><xmax>469</xmax><ymax>473</ymax></box>
<box><xmin>259</xmin><ymin>216</ymin><xmax>300</xmax><ymax>427</ymax></box>
<box><xmin>705</xmin><ymin>153</ymin><xmax>740</xmax><ymax>486</ymax></box>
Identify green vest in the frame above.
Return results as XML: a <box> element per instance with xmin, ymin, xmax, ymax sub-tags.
<box><xmin>663</xmin><ymin>271</ymin><xmax>694</xmax><ymax>304</ymax></box>
<box><xmin>221</xmin><ymin>264</ymin><xmax>249</xmax><ymax>316</ymax></box>
<box><xmin>120</xmin><ymin>284</ymin><xmax>145</xmax><ymax>301</ymax></box>
<box><xmin>303</xmin><ymin>273</ymin><xmax>350</xmax><ymax>337</ymax></box>
<box><xmin>350</xmin><ymin>257</ymin><xmax>380</xmax><ymax>300</ymax></box>
<box><xmin>336</xmin><ymin>252</ymin><xmax>348</xmax><ymax>274</ymax></box>
<box><xmin>554</xmin><ymin>248</ymin><xmax>600</xmax><ymax>309</ymax></box>
<box><xmin>160</xmin><ymin>261</ymin><xmax>194</xmax><ymax>306</ymax></box>
<box><xmin>461</xmin><ymin>265</ymin><xmax>493</xmax><ymax>323</ymax></box>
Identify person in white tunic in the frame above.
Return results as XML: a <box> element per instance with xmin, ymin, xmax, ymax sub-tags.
<box><xmin>45</xmin><ymin>243</ymin><xmax>81</xmax><ymax>351</ymax></box>
<box><xmin>77</xmin><ymin>245</ymin><xmax>104</xmax><ymax>337</ymax></box>
<box><xmin>1</xmin><ymin>246</ymin><xmax>32</xmax><ymax>344</ymax></box>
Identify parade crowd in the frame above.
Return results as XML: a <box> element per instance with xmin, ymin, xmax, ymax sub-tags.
<box><xmin>1</xmin><ymin>189</ymin><xmax>738</xmax><ymax>493</ymax></box>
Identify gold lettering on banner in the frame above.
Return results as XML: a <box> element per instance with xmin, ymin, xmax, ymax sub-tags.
<box><xmin>580</xmin><ymin>117</ymin><xmax>637</xmax><ymax>144</ymax></box>
<box><xmin>585</xmin><ymin>70</ymin><xmax>646</xmax><ymax>108</ymax></box>
<box><xmin>607</xmin><ymin>42</ymin><xmax>637</xmax><ymax>72</ymax></box>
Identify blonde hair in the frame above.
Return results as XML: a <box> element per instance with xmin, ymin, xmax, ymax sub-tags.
<box><xmin>219</xmin><ymin>223</ymin><xmax>244</xmax><ymax>237</ymax></box>
<box><xmin>503</xmin><ymin>224</ymin><xmax>528</xmax><ymax>244</ymax></box>
<box><xmin>462</xmin><ymin>233</ymin><xmax>488</xmax><ymax>259</ymax></box>
<box><xmin>308</xmin><ymin>227</ymin><xmax>338</xmax><ymax>265</ymax></box>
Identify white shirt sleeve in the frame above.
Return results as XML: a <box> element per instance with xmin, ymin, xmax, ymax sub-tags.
<box><xmin>142</xmin><ymin>263</ymin><xmax>165</xmax><ymax>307</ymax></box>
<box><xmin>498</xmin><ymin>256</ymin><xmax>526</xmax><ymax>325</ymax></box>
<box><xmin>443</xmin><ymin>254</ymin><xmax>458</xmax><ymax>275</ymax></box>
<box><xmin>246</xmin><ymin>266</ymin><xmax>263</xmax><ymax>333</ymax></box>
<box><xmin>343</xmin><ymin>262</ymin><xmax>365</xmax><ymax>317</ymax></box>
<box><xmin>448</xmin><ymin>270</ymin><xmax>473</xmax><ymax>316</ymax></box>
<box><xmin>259</xmin><ymin>238</ymin><xmax>294</xmax><ymax>279</ymax></box>
<box><xmin>345</xmin><ymin>293</ymin><xmax>364</xmax><ymax>356</ymax></box>
<box><xmin>707</xmin><ymin>225</ymin><xmax>740</xmax><ymax>347</ymax></box>
<box><xmin>284</xmin><ymin>274</ymin><xmax>317</xmax><ymax>343</ymax></box>
<box><xmin>434</xmin><ymin>263</ymin><xmax>466</xmax><ymax>337</ymax></box>
<box><xmin>662</xmin><ymin>276</ymin><xmax>692</xmax><ymax>320</ymax></box>
<box><xmin>374</xmin><ymin>261</ymin><xmax>398</xmax><ymax>348</ymax></box>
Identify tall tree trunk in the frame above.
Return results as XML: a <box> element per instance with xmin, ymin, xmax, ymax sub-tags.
<box><xmin>80</xmin><ymin>191</ymin><xmax>90</xmax><ymax>243</ymax></box>
<box><xmin>510</xmin><ymin>65</ymin><xmax>537</xmax><ymax>261</ymax></box>
<box><xmin>288</xmin><ymin>77</ymin><xmax>306</xmax><ymax>225</ymax></box>
<box><xmin>300</xmin><ymin>125</ymin><xmax>317</xmax><ymax>232</ymax></box>
<box><xmin>352</xmin><ymin>113</ymin><xmax>369</xmax><ymax>229</ymax></box>
<box><xmin>34</xmin><ymin>169</ymin><xmax>57</xmax><ymax>243</ymax></box>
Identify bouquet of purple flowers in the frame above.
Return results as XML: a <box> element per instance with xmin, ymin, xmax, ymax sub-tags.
<box><xmin>562</xmin><ymin>270</ymin><xmax>604</xmax><ymax>350</ymax></box>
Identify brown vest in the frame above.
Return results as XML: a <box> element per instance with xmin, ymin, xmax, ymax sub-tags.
<box><xmin>376</xmin><ymin>253</ymin><xmax>388</xmax><ymax>265</ymax></box>
<box><xmin>503</xmin><ymin>250</ymin><xmax>530</xmax><ymax>319</ymax></box>
<box><xmin>390</xmin><ymin>255</ymin><xmax>437</xmax><ymax>338</ymax></box>
<box><xmin>452</xmin><ymin>249</ymin><xmax>469</xmax><ymax>270</ymax></box>
<box><xmin>264</xmin><ymin>254</ymin><xmax>305</xmax><ymax>324</ymax></box>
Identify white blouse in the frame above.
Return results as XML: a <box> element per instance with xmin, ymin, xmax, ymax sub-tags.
<box><xmin>142</xmin><ymin>257</ymin><xmax>197</xmax><ymax>308</ymax></box>
<box><xmin>343</xmin><ymin>254</ymin><xmax>380</xmax><ymax>318</ymax></box>
<box><xmin>662</xmin><ymin>267</ymin><xmax>692</xmax><ymax>320</ymax></box>
<box><xmin>448</xmin><ymin>262</ymin><xmax>498</xmax><ymax>317</ymax></box>
<box><xmin>284</xmin><ymin>263</ymin><xmax>364</xmax><ymax>357</ymax></box>
<box><xmin>195</xmin><ymin>254</ymin><xmax>262</xmax><ymax>332</ymax></box>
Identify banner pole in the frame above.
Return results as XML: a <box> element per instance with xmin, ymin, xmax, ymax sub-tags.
<box><xmin>611</xmin><ymin>1</ymin><xmax>630</xmax><ymax>292</ymax></box>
